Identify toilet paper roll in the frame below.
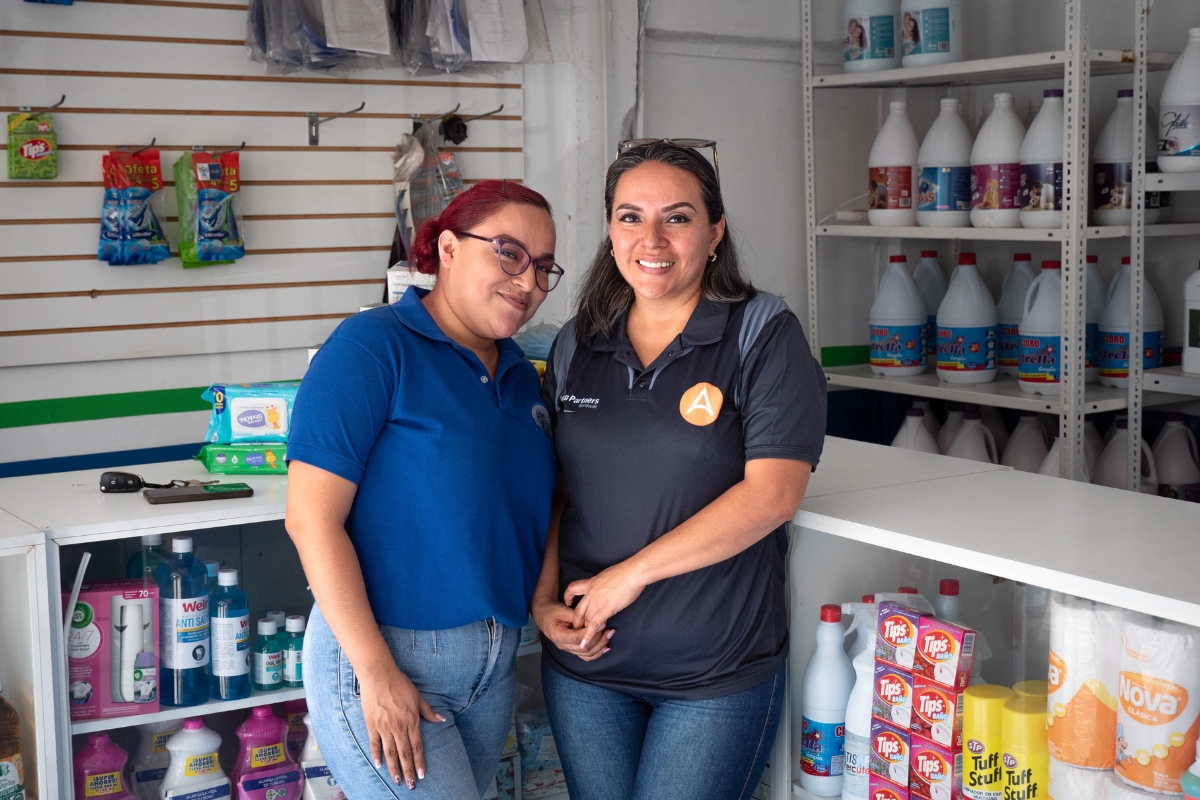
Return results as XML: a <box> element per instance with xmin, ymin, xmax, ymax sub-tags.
<box><xmin>1103</xmin><ymin>770</ymin><xmax>1160</xmax><ymax>799</ymax></box>
<box><xmin>1047</xmin><ymin>592</ymin><xmax>1123</xmax><ymax>768</ymax></box>
<box><xmin>1049</xmin><ymin>757</ymin><xmax>1109</xmax><ymax>800</ymax></box>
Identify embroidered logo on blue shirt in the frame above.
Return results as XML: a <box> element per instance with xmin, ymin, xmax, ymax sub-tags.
<box><xmin>532</xmin><ymin>404</ymin><xmax>551</xmax><ymax>436</ymax></box>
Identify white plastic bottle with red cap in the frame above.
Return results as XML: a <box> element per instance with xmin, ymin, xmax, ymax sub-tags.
<box><xmin>916</xmin><ymin>98</ymin><xmax>973</xmax><ymax>227</ymax></box>
<box><xmin>997</xmin><ymin>253</ymin><xmax>1038</xmax><ymax>376</ymax></box>
<box><xmin>1099</xmin><ymin>256</ymin><xmax>1164</xmax><ymax>388</ymax></box>
<box><xmin>971</xmin><ymin>92</ymin><xmax>1027</xmax><ymax>228</ymax></box>
<box><xmin>1019</xmin><ymin>89</ymin><xmax>1065</xmax><ymax>229</ymax></box>
<box><xmin>1019</xmin><ymin>260</ymin><xmax>1063</xmax><ymax>395</ymax></box>
<box><xmin>935</xmin><ymin>579</ymin><xmax>988</xmax><ymax>684</ymax></box>
<box><xmin>870</xmin><ymin>254</ymin><xmax>927</xmax><ymax>375</ymax></box>
<box><xmin>912</xmin><ymin>251</ymin><xmax>946</xmax><ymax>364</ymax></box>
<box><xmin>936</xmin><ymin>252</ymin><xmax>998</xmax><ymax>383</ymax></box>
<box><xmin>868</xmin><ymin>101</ymin><xmax>920</xmax><ymax>226</ymax></box>
<box><xmin>800</xmin><ymin>604</ymin><xmax>854</xmax><ymax>797</ymax></box>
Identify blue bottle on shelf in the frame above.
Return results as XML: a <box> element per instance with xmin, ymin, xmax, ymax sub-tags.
<box><xmin>126</xmin><ymin>533</ymin><xmax>169</xmax><ymax>580</ymax></box>
<box><xmin>209</xmin><ymin>568</ymin><xmax>251</xmax><ymax>701</ymax></box>
<box><xmin>156</xmin><ymin>536</ymin><xmax>211</xmax><ymax>706</ymax></box>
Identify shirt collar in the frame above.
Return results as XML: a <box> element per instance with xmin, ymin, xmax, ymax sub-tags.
<box><xmin>392</xmin><ymin>285</ymin><xmax>526</xmax><ymax>364</ymax></box>
<box><xmin>591</xmin><ymin>296</ymin><xmax>731</xmax><ymax>352</ymax></box>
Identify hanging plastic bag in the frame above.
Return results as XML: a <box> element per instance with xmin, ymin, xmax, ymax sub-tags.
<box><xmin>409</xmin><ymin>121</ymin><xmax>463</xmax><ymax>234</ymax></box>
<box><xmin>174</xmin><ymin>151</ymin><xmax>245</xmax><ymax>268</ymax></box>
<box><xmin>97</xmin><ymin>150</ymin><xmax>171</xmax><ymax>266</ymax></box>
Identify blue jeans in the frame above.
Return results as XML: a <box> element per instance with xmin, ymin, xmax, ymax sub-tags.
<box><xmin>305</xmin><ymin>604</ymin><xmax>519</xmax><ymax>798</ymax></box>
<box><xmin>542</xmin><ymin>659</ymin><xmax>785</xmax><ymax>800</ymax></box>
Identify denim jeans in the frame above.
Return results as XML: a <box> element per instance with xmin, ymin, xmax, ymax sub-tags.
<box><xmin>542</xmin><ymin>659</ymin><xmax>785</xmax><ymax>800</ymax></box>
<box><xmin>305</xmin><ymin>604</ymin><xmax>519</xmax><ymax>798</ymax></box>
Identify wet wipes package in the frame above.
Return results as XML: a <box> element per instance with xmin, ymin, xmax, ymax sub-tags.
<box><xmin>911</xmin><ymin>678</ymin><xmax>963</xmax><ymax>750</ymax></box>
<box><xmin>202</xmin><ymin>383</ymin><xmax>298</xmax><ymax>445</ymax></box>
<box><xmin>877</xmin><ymin>602</ymin><xmax>923</xmax><ymax>672</ymax></box>
<box><xmin>7</xmin><ymin>111</ymin><xmax>57</xmax><ymax>179</ymax></box>
<box><xmin>873</xmin><ymin>662</ymin><xmax>914</xmax><ymax>728</ymax></box>
<box><xmin>913</xmin><ymin>617</ymin><xmax>976</xmax><ymax>691</ymax></box>
<box><xmin>99</xmin><ymin>150</ymin><xmax>171</xmax><ymax>266</ymax></box>
<box><xmin>175</xmin><ymin>151</ymin><xmax>244</xmax><ymax>268</ymax></box>
<box><xmin>195</xmin><ymin>444</ymin><xmax>287</xmax><ymax>475</ymax></box>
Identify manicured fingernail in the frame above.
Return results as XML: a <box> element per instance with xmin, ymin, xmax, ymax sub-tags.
<box><xmin>375</xmin><ymin>759</ymin><xmax>382</xmax><ymax>768</ymax></box>
<box><xmin>418</xmin><ymin>769</ymin><xmax>425</xmax><ymax>780</ymax></box>
<box><xmin>393</xmin><ymin>774</ymin><xmax>401</xmax><ymax>783</ymax></box>
<box><xmin>603</xmin><ymin>647</ymin><xmax>611</xmax><ymax>653</ymax></box>
<box><xmin>606</xmin><ymin>629</ymin><xmax>615</xmax><ymax>640</ymax></box>
<box><xmin>580</xmin><ymin>638</ymin><xmax>588</xmax><ymax>648</ymax></box>
<box><xmin>436</xmin><ymin>714</ymin><xmax>447</xmax><ymax>722</ymax></box>
<box><xmin>408</xmin><ymin>779</ymin><xmax>415</xmax><ymax>790</ymax></box>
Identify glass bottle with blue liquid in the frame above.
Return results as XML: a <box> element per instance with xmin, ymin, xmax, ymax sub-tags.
<box><xmin>209</xmin><ymin>568</ymin><xmax>251</xmax><ymax>701</ymax></box>
<box><xmin>156</xmin><ymin>536</ymin><xmax>210</xmax><ymax>706</ymax></box>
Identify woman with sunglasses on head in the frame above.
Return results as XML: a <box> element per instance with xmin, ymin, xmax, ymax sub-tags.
<box><xmin>532</xmin><ymin>141</ymin><xmax>827</xmax><ymax>800</ymax></box>
<box><xmin>286</xmin><ymin>180</ymin><xmax>564</xmax><ymax>799</ymax></box>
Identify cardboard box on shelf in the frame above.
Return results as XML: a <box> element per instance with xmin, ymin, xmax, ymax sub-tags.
<box><xmin>913</xmin><ymin>617</ymin><xmax>976</xmax><ymax>691</ymax></box>
<box><xmin>910</xmin><ymin>677</ymin><xmax>963</xmax><ymax>750</ymax></box>
<box><xmin>876</xmin><ymin>602</ymin><xmax>922</xmax><ymax>672</ymax></box>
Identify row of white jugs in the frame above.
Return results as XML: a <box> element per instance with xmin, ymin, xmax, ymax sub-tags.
<box><xmin>893</xmin><ymin>402</ymin><xmax>1200</xmax><ymax>498</ymax></box>
<box><xmin>869</xmin><ymin>250</ymin><xmax>1163</xmax><ymax>391</ymax></box>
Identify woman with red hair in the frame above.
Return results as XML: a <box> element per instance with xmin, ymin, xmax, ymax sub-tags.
<box><xmin>286</xmin><ymin>180</ymin><xmax>564</xmax><ymax>798</ymax></box>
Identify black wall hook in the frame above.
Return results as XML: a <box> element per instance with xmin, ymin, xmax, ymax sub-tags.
<box><xmin>307</xmin><ymin>102</ymin><xmax>366</xmax><ymax>146</ymax></box>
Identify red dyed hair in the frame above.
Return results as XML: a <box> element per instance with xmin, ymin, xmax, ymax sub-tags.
<box><xmin>410</xmin><ymin>180</ymin><xmax>553</xmax><ymax>275</ymax></box>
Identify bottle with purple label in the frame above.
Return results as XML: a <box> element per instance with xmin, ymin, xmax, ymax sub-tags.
<box><xmin>971</xmin><ymin>93</ymin><xmax>1026</xmax><ymax>228</ymax></box>
<box><xmin>1158</xmin><ymin>27</ymin><xmax>1200</xmax><ymax>172</ymax></box>
<box><xmin>936</xmin><ymin>253</ymin><xmax>998</xmax><ymax>384</ymax></box>
<box><xmin>1019</xmin><ymin>89</ymin><xmax>1064</xmax><ymax>229</ymax></box>
<box><xmin>1098</xmin><ymin>257</ymin><xmax>1164</xmax><ymax>388</ymax></box>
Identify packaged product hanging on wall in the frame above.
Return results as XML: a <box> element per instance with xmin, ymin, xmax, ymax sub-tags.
<box><xmin>174</xmin><ymin>151</ymin><xmax>245</xmax><ymax>268</ymax></box>
<box><xmin>7</xmin><ymin>110</ymin><xmax>57</xmax><ymax>179</ymax></box>
<box><xmin>98</xmin><ymin>150</ymin><xmax>172</xmax><ymax>266</ymax></box>
<box><xmin>409</xmin><ymin>122</ymin><xmax>463</xmax><ymax>235</ymax></box>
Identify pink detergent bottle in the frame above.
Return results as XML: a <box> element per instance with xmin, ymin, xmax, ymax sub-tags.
<box><xmin>74</xmin><ymin>733</ymin><xmax>135</xmax><ymax>800</ymax></box>
<box><xmin>232</xmin><ymin>706</ymin><xmax>294</xmax><ymax>797</ymax></box>
<box><xmin>277</xmin><ymin>699</ymin><xmax>310</xmax><ymax>763</ymax></box>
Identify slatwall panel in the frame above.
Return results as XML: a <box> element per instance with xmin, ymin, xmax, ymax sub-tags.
<box><xmin>0</xmin><ymin>0</ymin><xmax>525</xmax><ymax>470</ymax></box>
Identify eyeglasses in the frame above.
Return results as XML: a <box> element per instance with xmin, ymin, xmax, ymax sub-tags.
<box><xmin>452</xmin><ymin>231</ymin><xmax>565</xmax><ymax>292</ymax></box>
<box><xmin>616</xmin><ymin>138</ymin><xmax>720</xmax><ymax>186</ymax></box>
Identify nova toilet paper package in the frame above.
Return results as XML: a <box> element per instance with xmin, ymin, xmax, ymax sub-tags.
<box><xmin>1115</xmin><ymin>612</ymin><xmax>1200</xmax><ymax>794</ymax></box>
<box><xmin>1047</xmin><ymin>593</ymin><xmax>1123</xmax><ymax>769</ymax></box>
<box><xmin>203</xmin><ymin>383</ymin><xmax>298</xmax><ymax>445</ymax></box>
<box><xmin>1104</xmin><ymin>769</ymin><xmax>1161</xmax><ymax>799</ymax></box>
<box><xmin>1048</xmin><ymin>756</ymin><xmax>1109</xmax><ymax>800</ymax></box>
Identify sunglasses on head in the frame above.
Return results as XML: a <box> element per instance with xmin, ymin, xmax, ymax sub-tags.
<box><xmin>616</xmin><ymin>138</ymin><xmax>720</xmax><ymax>186</ymax></box>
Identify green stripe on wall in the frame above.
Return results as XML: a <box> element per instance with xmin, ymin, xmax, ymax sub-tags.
<box><xmin>0</xmin><ymin>387</ymin><xmax>211</xmax><ymax>429</ymax></box>
<box><xmin>820</xmin><ymin>345</ymin><xmax>869</xmax><ymax>367</ymax></box>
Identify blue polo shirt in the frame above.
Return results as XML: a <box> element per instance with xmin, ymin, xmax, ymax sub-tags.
<box><xmin>286</xmin><ymin>287</ymin><xmax>558</xmax><ymax>631</ymax></box>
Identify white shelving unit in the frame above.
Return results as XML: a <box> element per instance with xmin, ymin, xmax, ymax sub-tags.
<box><xmin>802</xmin><ymin>0</ymin><xmax>1200</xmax><ymax>490</ymax></box>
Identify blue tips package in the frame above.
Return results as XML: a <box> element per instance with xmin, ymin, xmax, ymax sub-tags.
<box><xmin>202</xmin><ymin>383</ymin><xmax>299</xmax><ymax>444</ymax></box>
<box><xmin>98</xmin><ymin>150</ymin><xmax>172</xmax><ymax>265</ymax></box>
<box><xmin>175</xmin><ymin>150</ymin><xmax>245</xmax><ymax>268</ymax></box>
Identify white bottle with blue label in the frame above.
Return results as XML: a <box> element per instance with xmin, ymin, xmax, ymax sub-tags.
<box><xmin>1099</xmin><ymin>257</ymin><xmax>1164</xmax><ymax>388</ymax></box>
<box><xmin>870</xmin><ymin>254</ymin><xmax>927</xmax><ymax>376</ymax></box>
<box><xmin>1158</xmin><ymin>27</ymin><xmax>1200</xmax><ymax>172</ymax></box>
<box><xmin>800</xmin><ymin>604</ymin><xmax>854</xmax><ymax>797</ymax></box>
<box><xmin>917</xmin><ymin>99</ymin><xmax>973</xmax><ymax>227</ymax></box>
<box><xmin>843</xmin><ymin>0</ymin><xmax>900</xmax><ymax>73</ymax></box>
<box><xmin>937</xmin><ymin>252</ymin><xmax>998</xmax><ymax>384</ymax></box>
<box><xmin>1086</xmin><ymin>256</ymin><xmax>1105</xmax><ymax>382</ymax></box>
<box><xmin>1019</xmin><ymin>89</ymin><xmax>1065</xmax><ymax>229</ymax></box>
<box><xmin>899</xmin><ymin>0</ymin><xmax>962</xmax><ymax>67</ymax></box>
<box><xmin>997</xmin><ymin>254</ymin><xmax>1038</xmax><ymax>376</ymax></box>
<box><xmin>913</xmin><ymin>252</ymin><xmax>947</xmax><ymax>365</ymax></box>
<box><xmin>1019</xmin><ymin>261</ymin><xmax>1063</xmax><ymax>395</ymax></box>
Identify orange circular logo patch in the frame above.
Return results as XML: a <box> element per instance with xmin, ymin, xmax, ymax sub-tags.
<box><xmin>679</xmin><ymin>382</ymin><xmax>723</xmax><ymax>426</ymax></box>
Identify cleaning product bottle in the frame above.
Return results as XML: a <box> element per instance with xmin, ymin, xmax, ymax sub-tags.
<box><xmin>899</xmin><ymin>0</ymin><xmax>963</xmax><ymax>67</ymax></box>
<box><xmin>1105</xmin><ymin>411</ymin><xmax>1127</xmax><ymax>445</ymax></box>
<box><xmin>1001</xmin><ymin>411</ymin><xmax>1050</xmax><ymax>473</ymax></box>
<box><xmin>300</xmin><ymin>713</ymin><xmax>343</xmax><ymax>800</ymax></box>
<box><xmin>937</xmin><ymin>252</ymin><xmax>998</xmax><ymax>383</ymax></box>
<box><xmin>800</xmin><ymin>604</ymin><xmax>854</xmax><ymax>797</ymax></box>
<box><xmin>210</xmin><ymin>568</ymin><xmax>251</xmax><ymax>701</ymax></box>
<box><xmin>126</xmin><ymin>534</ymin><xmax>169</xmax><ymax>581</ymax></box>
<box><xmin>946</xmin><ymin>409</ymin><xmax>998</xmax><ymax>463</ymax></box>
<box><xmin>1158</xmin><ymin>28</ymin><xmax>1200</xmax><ymax>172</ymax></box>
<box><xmin>935</xmin><ymin>578</ymin><xmax>989</xmax><ymax>684</ymax></box>
<box><xmin>1086</xmin><ymin>255</ymin><xmax>1104</xmax><ymax>382</ymax></box>
<box><xmin>843</xmin><ymin>625</ymin><xmax>877</xmax><ymax>800</ymax></box>
<box><xmin>232</xmin><ymin>706</ymin><xmax>291</xmax><ymax>792</ymax></box>
<box><xmin>937</xmin><ymin>400</ymin><xmax>966</xmax><ymax>453</ymax></box>
<box><xmin>912</xmin><ymin>398</ymin><xmax>941</xmax><ymax>441</ymax></box>
<box><xmin>156</xmin><ymin>535</ymin><xmax>210</xmax><ymax>707</ymax></box>
<box><xmin>161</xmin><ymin>718</ymin><xmax>229</xmax><ymax>799</ymax></box>
<box><xmin>1095</xmin><ymin>89</ymin><xmax>1168</xmax><ymax>224</ymax></box>
<box><xmin>913</xmin><ymin>252</ymin><xmax>947</xmax><ymax>363</ymax></box>
<box><xmin>253</xmin><ymin>619</ymin><xmax>283</xmax><ymax>692</ymax></box>
<box><xmin>1039</xmin><ymin>435</ymin><xmax>1091</xmax><ymax>481</ymax></box>
<box><xmin>841</xmin><ymin>600</ymin><xmax>879</xmax><ymax>662</ymax></box>
<box><xmin>0</xmin><ymin>677</ymin><xmax>25</xmax><ymax>800</ymax></box>
<box><xmin>1094</xmin><ymin>418</ymin><xmax>1159</xmax><ymax>494</ymax></box>
<box><xmin>870</xmin><ymin>255</ymin><xmax>927</xmax><ymax>374</ymax></box>
<box><xmin>1099</xmin><ymin>257</ymin><xmax>1164</xmax><ymax>388</ymax></box>
<box><xmin>869</xmin><ymin>101</ymin><xmax>920</xmax><ymax>226</ymax></box>
<box><xmin>843</xmin><ymin>0</ymin><xmax>901</xmax><ymax>73</ymax></box>
<box><xmin>282</xmin><ymin>616</ymin><xmax>305</xmax><ymax>688</ymax></box>
<box><xmin>1185</xmin><ymin>261</ymin><xmax>1200</xmax><ymax>374</ymax></box>
<box><xmin>917</xmin><ymin>98</ymin><xmax>973</xmax><ymax>227</ymax></box>
<box><xmin>1019</xmin><ymin>89</ymin><xmax>1065</xmax><ymax>229</ymax></box>
<box><xmin>997</xmin><ymin>253</ymin><xmax>1039</xmax><ymax>376</ymax></box>
<box><xmin>980</xmin><ymin>408</ymin><xmax>1008</xmax><ymax>454</ymax></box>
<box><xmin>1182</xmin><ymin>740</ymin><xmax>1200</xmax><ymax>800</ymax></box>
<box><xmin>1152</xmin><ymin>412</ymin><xmax>1200</xmax><ymax>501</ymax></box>
<box><xmin>277</xmin><ymin>699</ymin><xmax>309</xmax><ymax>763</ymax></box>
<box><xmin>971</xmin><ymin>92</ymin><xmax>1027</xmax><ymax>228</ymax></box>
<box><xmin>74</xmin><ymin>734</ymin><xmax>134</xmax><ymax>800</ymax></box>
<box><xmin>1000</xmin><ymin>697</ymin><xmax>1049</xmax><ymax>800</ymax></box>
<box><xmin>204</xmin><ymin>562</ymin><xmax>220</xmax><ymax>595</ymax></box>
<box><xmin>128</xmin><ymin>721</ymin><xmax>181</xmax><ymax>800</ymax></box>
<box><xmin>1085</xmin><ymin>418</ymin><xmax>1103</xmax><ymax>476</ymax></box>
<box><xmin>1019</xmin><ymin>260</ymin><xmax>1063</xmax><ymax>395</ymax></box>
<box><xmin>892</xmin><ymin>408</ymin><xmax>940</xmax><ymax>453</ymax></box>
<box><xmin>962</xmin><ymin>684</ymin><xmax>1015</xmax><ymax>800</ymax></box>
<box><xmin>266</xmin><ymin>611</ymin><xmax>287</xmax><ymax>650</ymax></box>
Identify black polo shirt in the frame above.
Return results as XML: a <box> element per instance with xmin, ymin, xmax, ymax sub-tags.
<box><xmin>540</xmin><ymin>293</ymin><xmax>827</xmax><ymax>700</ymax></box>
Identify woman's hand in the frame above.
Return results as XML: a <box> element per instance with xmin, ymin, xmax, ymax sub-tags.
<box><xmin>531</xmin><ymin>593</ymin><xmax>611</xmax><ymax>661</ymax></box>
<box><xmin>563</xmin><ymin>560</ymin><xmax>647</xmax><ymax>648</ymax></box>
<box><xmin>357</xmin><ymin>662</ymin><xmax>446</xmax><ymax>789</ymax></box>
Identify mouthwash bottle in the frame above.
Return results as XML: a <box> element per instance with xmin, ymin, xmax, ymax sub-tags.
<box><xmin>126</xmin><ymin>534</ymin><xmax>169</xmax><ymax>581</ymax></box>
<box><xmin>1182</xmin><ymin>740</ymin><xmax>1200</xmax><ymax>800</ymax></box>
<box><xmin>210</xmin><ymin>568</ymin><xmax>251</xmax><ymax>701</ymax></box>
<box><xmin>282</xmin><ymin>616</ymin><xmax>306</xmax><ymax>688</ymax></box>
<box><xmin>156</xmin><ymin>536</ymin><xmax>210</xmax><ymax>706</ymax></box>
<box><xmin>254</xmin><ymin>619</ymin><xmax>283</xmax><ymax>692</ymax></box>
<box><xmin>0</xmin><ymin>677</ymin><xmax>25</xmax><ymax>800</ymax></box>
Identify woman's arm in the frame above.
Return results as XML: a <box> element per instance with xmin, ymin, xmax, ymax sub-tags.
<box><xmin>565</xmin><ymin>458</ymin><xmax>811</xmax><ymax>644</ymax></box>
<box><xmin>285</xmin><ymin>460</ymin><xmax>444</xmax><ymax>790</ymax></box>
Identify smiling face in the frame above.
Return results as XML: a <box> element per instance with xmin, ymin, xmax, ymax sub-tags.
<box><xmin>435</xmin><ymin>202</ymin><xmax>556</xmax><ymax>340</ymax></box>
<box><xmin>608</xmin><ymin>161</ymin><xmax>725</xmax><ymax>306</ymax></box>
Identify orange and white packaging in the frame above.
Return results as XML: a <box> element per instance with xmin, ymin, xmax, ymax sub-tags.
<box><xmin>1115</xmin><ymin>611</ymin><xmax>1200</xmax><ymax>794</ymax></box>
<box><xmin>1048</xmin><ymin>756</ymin><xmax>1108</xmax><ymax>800</ymax></box>
<box><xmin>913</xmin><ymin>617</ymin><xmax>976</xmax><ymax>691</ymax></box>
<box><xmin>1046</xmin><ymin>592</ymin><xmax>1123</xmax><ymax>769</ymax></box>
<box><xmin>1103</xmin><ymin>769</ymin><xmax>1162</xmax><ymax>799</ymax></box>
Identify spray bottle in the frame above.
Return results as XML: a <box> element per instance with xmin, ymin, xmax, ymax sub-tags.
<box><xmin>128</xmin><ymin>721</ymin><xmax>181</xmax><ymax>800</ymax></box>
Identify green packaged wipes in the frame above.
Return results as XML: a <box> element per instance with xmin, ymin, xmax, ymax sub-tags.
<box><xmin>7</xmin><ymin>112</ymin><xmax>57</xmax><ymax>179</ymax></box>
<box><xmin>195</xmin><ymin>443</ymin><xmax>287</xmax><ymax>474</ymax></box>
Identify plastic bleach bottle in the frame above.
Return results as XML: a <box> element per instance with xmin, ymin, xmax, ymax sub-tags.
<box><xmin>937</xmin><ymin>253</ymin><xmax>998</xmax><ymax>383</ymax></box>
<box><xmin>843</xmin><ymin>0</ymin><xmax>900</xmax><ymax>73</ymax></box>
<box><xmin>232</xmin><ymin>706</ymin><xmax>292</xmax><ymax>793</ymax></box>
<box><xmin>841</xmin><ymin>599</ymin><xmax>878</xmax><ymax>663</ymax></box>
<box><xmin>799</xmin><ymin>604</ymin><xmax>854</xmax><ymax>797</ymax></box>
<box><xmin>1039</xmin><ymin>434</ymin><xmax>1091</xmax><ymax>481</ymax></box>
<box><xmin>156</xmin><ymin>536</ymin><xmax>210</xmax><ymax>707</ymax></box>
<box><xmin>1095</xmin><ymin>90</ymin><xmax>1168</xmax><ymax>225</ymax></box>
<box><xmin>912</xmin><ymin>252</ymin><xmax>946</xmax><ymax>362</ymax></box>
<box><xmin>869</xmin><ymin>101</ymin><xmax>920</xmax><ymax>226</ymax></box>
<box><xmin>946</xmin><ymin>410</ymin><xmax>998</xmax><ymax>463</ymax></box>
<box><xmin>971</xmin><ymin>92</ymin><xmax>1026</xmax><ymax>228</ymax></box>
<box><xmin>1001</xmin><ymin>411</ymin><xmax>1049</xmax><ymax>473</ymax></box>
<box><xmin>74</xmin><ymin>733</ymin><xmax>134</xmax><ymax>800</ymax></box>
<box><xmin>1085</xmin><ymin>255</ymin><xmax>1104</xmax><ymax>381</ymax></box>
<box><xmin>1094</xmin><ymin>418</ymin><xmax>1159</xmax><ymax>494</ymax></box>
<box><xmin>917</xmin><ymin>98</ymin><xmax>973</xmax><ymax>227</ymax></box>
<box><xmin>937</xmin><ymin>400</ymin><xmax>966</xmax><ymax>453</ymax></box>
<box><xmin>128</xmin><ymin>721</ymin><xmax>181</xmax><ymax>800</ymax></box>
<box><xmin>1099</xmin><ymin>257</ymin><xmax>1164</xmax><ymax>388</ymax></box>
<box><xmin>300</xmin><ymin>713</ymin><xmax>343</xmax><ymax>800</ymax></box>
<box><xmin>161</xmin><ymin>718</ymin><xmax>229</xmax><ymax>800</ymax></box>
<box><xmin>911</xmin><ymin>398</ymin><xmax>940</xmax><ymax>440</ymax></box>
<box><xmin>1085</xmin><ymin>418</ymin><xmax>1103</xmax><ymax>476</ymax></box>
<box><xmin>1186</xmin><ymin>261</ymin><xmax>1200</xmax><ymax>374</ymax></box>
<box><xmin>1158</xmin><ymin>27</ymin><xmax>1200</xmax><ymax>172</ymax></box>
<box><xmin>870</xmin><ymin>254</ymin><xmax>927</xmax><ymax>375</ymax></box>
<box><xmin>210</xmin><ymin>568</ymin><xmax>250</xmax><ymax>701</ymax></box>
<box><xmin>1019</xmin><ymin>89</ymin><xmax>1065</xmax><ymax>229</ymax></box>
<box><xmin>1019</xmin><ymin>260</ymin><xmax>1063</xmax><ymax>394</ymax></box>
<box><xmin>892</xmin><ymin>407</ymin><xmax>940</xmax><ymax>453</ymax></box>
<box><xmin>842</xmin><ymin>624</ymin><xmax>877</xmax><ymax>800</ymax></box>
<box><xmin>981</xmin><ymin>406</ymin><xmax>1009</xmax><ymax>453</ymax></box>
<box><xmin>997</xmin><ymin>253</ymin><xmax>1038</xmax><ymax>376</ymax></box>
<box><xmin>1152</xmin><ymin>412</ymin><xmax>1200</xmax><ymax>501</ymax></box>
<box><xmin>935</xmin><ymin>578</ymin><xmax>988</xmax><ymax>684</ymax></box>
<box><xmin>899</xmin><ymin>0</ymin><xmax>962</xmax><ymax>67</ymax></box>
